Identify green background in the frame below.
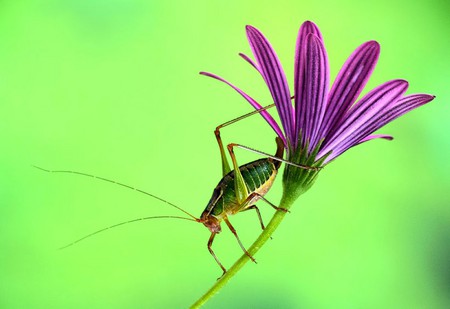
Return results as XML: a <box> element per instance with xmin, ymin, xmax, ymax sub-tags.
<box><xmin>1</xmin><ymin>0</ymin><xmax>448</xmax><ymax>308</ymax></box>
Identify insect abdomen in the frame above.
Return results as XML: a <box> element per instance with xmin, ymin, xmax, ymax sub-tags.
<box><xmin>240</xmin><ymin>159</ymin><xmax>275</xmax><ymax>192</ymax></box>
<box><xmin>205</xmin><ymin>158</ymin><xmax>278</xmax><ymax>217</ymax></box>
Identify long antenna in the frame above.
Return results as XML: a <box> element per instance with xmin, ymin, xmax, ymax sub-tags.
<box><xmin>59</xmin><ymin>215</ymin><xmax>198</xmax><ymax>249</ymax></box>
<box><xmin>33</xmin><ymin>166</ymin><xmax>198</xmax><ymax>219</ymax></box>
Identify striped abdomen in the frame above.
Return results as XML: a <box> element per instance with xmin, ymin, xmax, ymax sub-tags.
<box><xmin>202</xmin><ymin>158</ymin><xmax>279</xmax><ymax>219</ymax></box>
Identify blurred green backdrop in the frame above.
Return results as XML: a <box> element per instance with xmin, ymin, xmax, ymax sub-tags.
<box><xmin>0</xmin><ymin>0</ymin><xmax>448</xmax><ymax>308</ymax></box>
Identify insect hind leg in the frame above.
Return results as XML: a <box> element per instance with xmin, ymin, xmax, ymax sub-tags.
<box><xmin>214</xmin><ymin>103</ymin><xmax>276</xmax><ymax>177</ymax></box>
<box><xmin>228</xmin><ymin>142</ymin><xmax>320</xmax><ymax>171</ymax></box>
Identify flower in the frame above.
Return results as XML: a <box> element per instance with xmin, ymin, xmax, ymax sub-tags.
<box><xmin>201</xmin><ymin>21</ymin><xmax>434</xmax><ymax>205</ymax></box>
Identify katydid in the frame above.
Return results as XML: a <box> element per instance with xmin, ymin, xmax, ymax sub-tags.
<box><xmin>35</xmin><ymin>104</ymin><xmax>317</xmax><ymax>276</ymax></box>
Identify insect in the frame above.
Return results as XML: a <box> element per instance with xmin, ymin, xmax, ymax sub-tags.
<box><xmin>36</xmin><ymin>104</ymin><xmax>317</xmax><ymax>276</ymax></box>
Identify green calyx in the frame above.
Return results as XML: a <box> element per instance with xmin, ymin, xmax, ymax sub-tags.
<box><xmin>281</xmin><ymin>139</ymin><xmax>329</xmax><ymax>207</ymax></box>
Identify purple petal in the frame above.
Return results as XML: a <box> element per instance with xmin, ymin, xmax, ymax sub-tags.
<box><xmin>319</xmin><ymin>79</ymin><xmax>409</xmax><ymax>160</ymax></box>
<box><xmin>320</xmin><ymin>41</ymin><xmax>380</xmax><ymax>141</ymax></box>
<box><xmin>239</xmin><ymin>53</ymin><xmax>259</xmax><ymax>71</ymax></box>
<box><xmin>356</xmin><ymin>134</ymin><xmax>393</xmax><ymax>145</ymax></box>
<box><xmin>294</xmin><ymin>21</ymin><xmax>323</xmax><ymax>107</ymax></box>
<box><xmin>200</xmin><ymin>71</ymin><xmax>286</xmax><ymax>145</ymax></box>
<box><xmin>321</xmin><ymin>92</ymin><xmax>434</xmax><ymax>163</ymax></box>
<box><xmin>246</xmin><ymin>25</ymin><xmax>295</xmax><ymax>144</ymax></box>
<box><xmin>295</xmin><ymin>33</ymin><xmax>329</xmax><ymax>153</ymax></box>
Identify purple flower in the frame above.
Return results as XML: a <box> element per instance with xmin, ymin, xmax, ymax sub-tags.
<box><xmin>201</xmin><ymin>21</ymin><xmax>434</xmax><ymax>202</ymax></box>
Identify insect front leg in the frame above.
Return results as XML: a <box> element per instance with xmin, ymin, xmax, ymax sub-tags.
<box><xmin>223</xmin><ymin>217</ymin><xmax>256</xmax><ymax>264</ymax></box>
<box><xmin>207</xmin><ymin>232</ymin><xmax>227</xmax><ymax>277</ymax></box>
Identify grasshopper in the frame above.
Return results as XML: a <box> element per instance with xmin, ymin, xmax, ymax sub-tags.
<box><xmin>36</xmin><ymin>104</ymin><xmax>316</xmax><ymax>276</ymax></box>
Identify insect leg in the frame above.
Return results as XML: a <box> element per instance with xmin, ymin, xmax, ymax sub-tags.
<box><xmin>247</xmin><ymin>192</ymin><xmax>289</xmax><ymax>213</ymax></box>
<box><xmin>207</xmin><ymin>232</ymin><xmax>227</xmax><ymax>276</ymax></box>
<box><xmin>242</xmin><ymin>205</ymin><xmax>275</xmax><ymax>240</ymax></box>
<box><xmin>239</xmin><ymin>192</ymin><xmax>288</xmax><ymax>229</ymax></box>
<box><xmin>214</xmin><ymin>128</ymin><xmax>231</xmax><ymax>176</ymax></box>
<box><xmin>243</xmin><ymin>205</ymin><xmax>265</xmax><ymax>230</ymax></box>
<box><xmin>226</xmin><ymin>144</ymin><xmax>249</xmax><ymax>205</ymax></box>
<box><xmin>229</xmin><ymin>142</ymin><xmax>321</xmax><ymax>171</ymax></box>
<box><xmin>214</xmin><ymin>103</ymin><xmax>276</xmax><ymax>176</ymax></box>
<box><xmin>223</xmin><ymin>217</ymin><xmax>256</xmax><ymax>263</ymax></box>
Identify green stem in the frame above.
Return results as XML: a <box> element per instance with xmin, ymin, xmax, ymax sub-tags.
<box><xmin>190</xmin><ymin>194</ymin><xmax>296</xmax><ymax>308</ymax></box>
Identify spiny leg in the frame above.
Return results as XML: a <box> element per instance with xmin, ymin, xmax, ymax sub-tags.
<box><xmin>223</xmin><ymin>218</ymin><xmax>256</xmax><ymax>263</ymax></box>
<box><xmin>207</xmin><ymin>232</ymin><xmax>227</xmax><ymax>276</ymax></box>
<box><xmin>244</xmin><ymin>205</ymin><xmax>265</xmax><ymax>230</ymax></box>
<box><xmin>247</xmin><ymin>192</ymin><xmax>289</xmax><ymax>213</ymax></box>
<box><xmin>214</xmin><ymin>128</ymin><xmax>231</xmax><ymax>176</ymax></box>
<box><xmin>228</xmin><ymin>142</ymin><xmax>321</xmax><ymax>171</ymax></box>
<box><xmin>240</xmin><ymin>192</ymin><xmax>289</xmax><ymax>230</ymax></box>
<box><xmin>243</xmin><ymin>205</ymin><xmax>274</xmax><ymax>240</ymax></box>
<box><xmin>213</xmin><ymin>96</ymin><xmax>297</xmax><ymax>177</ymax></box>
<box><xmin>215</xmin><ymin>103</ymin><xmax>276</xmax><ymax>176</ymax></box>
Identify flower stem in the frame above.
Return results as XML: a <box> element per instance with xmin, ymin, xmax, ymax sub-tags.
<box><xmin>190</xmin><ymin>194</ymin><xmax>296</xmax><ymax>308</ymax></box>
